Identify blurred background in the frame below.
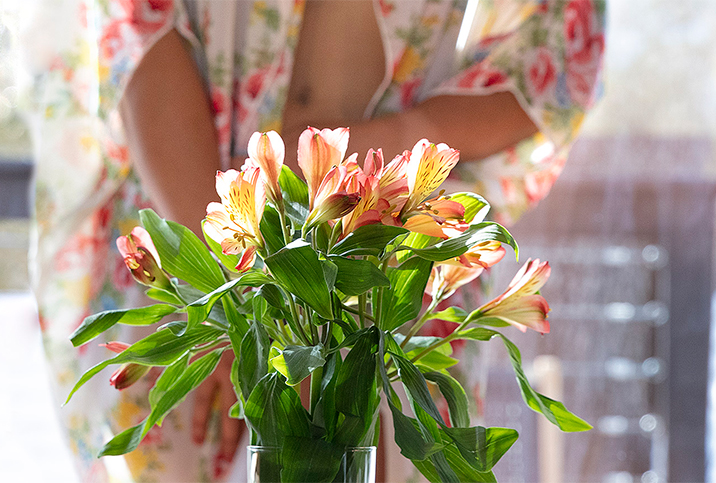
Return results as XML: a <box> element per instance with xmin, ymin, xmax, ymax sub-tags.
<box><xmin>2</xmin><ymin>1</ymin><xmax>716</xmax><ymax>482</ymax></box>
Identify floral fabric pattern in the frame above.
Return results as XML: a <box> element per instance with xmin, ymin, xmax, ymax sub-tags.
<box><xmin>22</xmin><ymin>0</ymin><xmax>604</xmax><ymax>481</ymax></box>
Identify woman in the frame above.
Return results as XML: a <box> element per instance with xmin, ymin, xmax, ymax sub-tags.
<box><xmin>23</xmin><ymin>0</ymin><xmax>605</xmax><ymax>481</ymax></box>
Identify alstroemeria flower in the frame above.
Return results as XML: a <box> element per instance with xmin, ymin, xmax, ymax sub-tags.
<box><xmin>304</xmin><ymin>165</ymin><xmax>361</xmax><ymax>230</ymax></box>
<box><xmin>297</xmin><ymin>127</ymin><xmax>350</xmax><ymax>209</ymax></box>
<box><xmin>426</xmin><ymin>264</ymin><xmax>484</xmax><ymax>300</ymax></box>
<box><xmin>401</xmin><ymin>197</ymin><xmax>468</xmax><ymax>239</ymax></box>
<box><xmin>109</xmin><ymin>363</ymin><xmax>151</xmax><ymax>390</ymax></box>
<box><xmin>204</xmin><ymin>167</ymin><xmax>265</xmax><ymax>271</ymax></box>
<box><xmin>399</xmin><ymin>139</ymin><xmax>460</xmax><ymax>219</ymax></box>
<box><xmin>248</xmin><ymin>130</ymin><xmax>285</xmax><ymax>204</ymax></box>
<box><xmin>476</xmin><ymin>259</ymin><xmax>551</xmax><ymax>333</ymax></box>
<box><xmin>101</xmin><ymin>341</ymin><xmax>149</xmax><ymax>390</ymax></box>
<box><xmin>443</xmin><ymin>240</ymin><xmax>506</xmax><ymax>269</ymax></box>
<box><xmin>116</xmin><ymin>226</ymin><xmax>171</xmax><ymax>290</ymax></box>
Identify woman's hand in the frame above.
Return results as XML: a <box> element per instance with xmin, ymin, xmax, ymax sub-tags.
<box><xmin>192</xmin><ymin>351</ymin><xmax>245</xmax><ymax>478</ymax></box>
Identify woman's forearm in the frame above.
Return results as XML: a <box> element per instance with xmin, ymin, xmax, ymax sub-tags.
<box><xmin>119</xmin><ymin>29</ymin><xmax>221</xmax><ymax>235</ymax></box>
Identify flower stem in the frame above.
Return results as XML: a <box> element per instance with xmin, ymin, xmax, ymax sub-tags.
<box><xmin>400</xmin><ymin>298</ymin><xmax>439</xmax><ymax>349</ymax></box>
<box><xmin>358</xmin><ymin>294</ymin><xmax>367</xmax><ymax>328</ymax></box>
<box><xmin>341</xmin><ymin>302</ymin><xmax>375</xmax><ymax>323</ymax></box>
<box><xmin>310</xmin><ymin>365</ymin><xmax>324</xmax><ymax>415</ymax></box>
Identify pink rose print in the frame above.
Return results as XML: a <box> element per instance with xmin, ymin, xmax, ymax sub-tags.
<box><xmin>564</xmin><ymin>0</ymin><xmax>604</xmax><ymax>106</ymax></box>
<box><xmin>456</xmin><ymin>63</ymin><xmax>507</xmax><ymax>90</ymax></box>
<box><xmin>527</xmin><ymin>47</ymin><xmax>557</xmax><ymax>99</ymax></box>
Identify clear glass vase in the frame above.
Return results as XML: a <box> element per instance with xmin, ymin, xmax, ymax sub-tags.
<box><xmin>247</xmin><ymin>445</ymin><xmax>376</xmax><ymax>483</ymax></box>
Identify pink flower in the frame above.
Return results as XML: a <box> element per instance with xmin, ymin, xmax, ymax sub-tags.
<box><xmin>116</xmin><ymin>227</ymin><xmax>171</xmax><ymax>290</ymax></box>
<box><xmin>304</xmin><ymin>166</ymin><xmax>361</xmax><ymax>231</ymax></box>
<box><xmin>247</xmin><ymin>131</ymin><xmax>285</xmax><ymax>204</ymax></box>
<box><xmin>476</xmin><ymin>259</ymin><xmax>551</xmax><ymax>333</ymax></box>
<box><xmin>109</xmin><ymin>363</ymin><xmax>150</xmax><ymax>390</ymax></box>
<box><xmin>297</xmin><ymin>127</ymin><xmax>350</xmax><ymax>210</ymax></box>
<box><xmin>101</xmin><ymin>341</ymin><xmax>149</xmax><ymax>391</ymax></box>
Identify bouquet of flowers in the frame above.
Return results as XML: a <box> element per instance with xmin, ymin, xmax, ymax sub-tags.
<box><xmin>66</xmin><ymin>128</ymin><xmax>589</xmax><ymax>482</ymax></box>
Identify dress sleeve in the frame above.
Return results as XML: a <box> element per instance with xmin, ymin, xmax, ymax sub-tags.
<box><xmin>432</xmin><ymin>0</ymin><xmax>606</xmax><ymax>225</ymax></box>
<box><xmin>97</xmin><ymin>0</ymin><xmax>202</xmax><ymax>114</ymax></box>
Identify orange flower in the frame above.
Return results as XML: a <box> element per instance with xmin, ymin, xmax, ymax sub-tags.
<box><xmin>426</xmin><ymin>264</ymin><xmax>484</xmax><ymax>300</ymax></box>
<box><xmin>204</xmin><ymin>167</ymin><xmax>265</xmax><ymax>271</ymax></box>
<box><xmin>400</xmin><ymin>139</ymin><xmax>460</xmax><ymax>218</ymax></box>
<box><xmin>476</xmin><ymin>259</ymin><xmax>551</xmax><ymax>333</ymax></box>
<box><xmin>304</xmin><ymin>165</ymin><xmax>361</xmax><ymax>231</ymax></box>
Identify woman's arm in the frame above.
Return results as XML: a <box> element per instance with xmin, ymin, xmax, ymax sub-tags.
<box><xmin>119</xmin><ymin>29</ymin><xmax>221</xmax><ymax>235</ymax></box>
<box><xmin>119</xmin><ymin>29</ymin><xmax>243</xmax><ymax>471</ymax></box>
<box><xmin>282</xmin><ymin>91</ymin><xmax>538</xmax><ymax>169</ymax></box>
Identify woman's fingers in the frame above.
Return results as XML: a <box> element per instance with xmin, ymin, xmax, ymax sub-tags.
<box><xmin>192</xmin><ymin>375</ymin><xmax>216</xmax><ymax>445</ymax></box>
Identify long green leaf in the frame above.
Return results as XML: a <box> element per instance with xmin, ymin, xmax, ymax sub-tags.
<box><xmin>264</xmin><ymin>240</ymin><xmax>333</xmax><ymax>319</ymax></box>
<box><xmin>270</xmin><ymin>344</ymin><xmax>325</xmax><ymax>386</ymax></box>
<box><xmin>281</xmin><ymin>437</ymin><xmax>344</xmax><ymax>483</ymax></box>
<box><xmin>243</xmin><ymin>372</ymin><xmax>311</xmax><ymax>446</ymax></box>
<box><xmin>279</xmin><ymin>165</ymin><xmax>309</xmax><ymax>227</ymax></box>
<box><xmin>379</xmin><ymin>257</ymin><xmax>433</xmax><ymax>331</ymax></box>
<box><xmin>238</xmin><ymin>321</ymin><xmax>271</xmax><ymax>400</ymax></box>
<box><xmin>377</xmin><ymin>331</ymin><xmax>441</xmax><ymax>461</ymax></box>
<box><xmin>70</xmin><ymin>304</ymin><xmax>179</xmax><ymax>346</ymax></box>
<box><xmin>410</xmin><ymin>222</ymin><xmax>518</xmax><ymax>262</ymax></box>
<box><xmin>99</xmin><ymin>350</ymin><xmax>222</xmax><ymax>456</ymax></box>
<box><xmin>66</xmin><ymin>324</ymin><xmax>222</xmax><ymax>403</ymax></box>
<box><xmin>448</xmin><ymin>192</ymin><xmax>490</xmax><ymax>224</ymax></box>
<box><xmin>330</xmin><ymin>224</ymin><xmax>408</xmax><ymax>257</ymax></box>
<box><xmin>329</xmin><ymin>255</ymin><xmax>390</xmax><ymax>296</ymax></box>
<box><xmin>461</xmin><ymin>328</ymin><xmax>591</xmax><ymax>432</ymax></box>
<box><xmin>441</xmin><ymin>426</ymin><xmax>518</xmax><ymax>472</ymax></box>
<box><xmin>139</xmin><ymin>209</ymin><xmax>225</xmax><ymax>292</ymax></box>
<box><xmin>260</xmin><ymin>205</ymin><xmax>286</xmax><ymax>255</ymax></box>
<box><xmin>424</xmin><ymin>372</ymin><xmax>470</xmax><ymax>428</ymax></box>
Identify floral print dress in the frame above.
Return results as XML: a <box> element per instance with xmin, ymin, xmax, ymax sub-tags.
<box><xmin>21</xmin><ymin>0</ymin><xmax>605</xmax><ymax>481</ymax></box>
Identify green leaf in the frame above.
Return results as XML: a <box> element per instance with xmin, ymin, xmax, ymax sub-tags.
<box><xmin>99</xmin><ymin>350</ymin><xmax>223</xmax><ymax>456</ymax></box>
<box><xmin>279</xmin><ymin>165</ymin><xmax>309</xmax><ymax>227</ymax></box>
<box><xmin>140</xmin><ymin>209</ymin><xmax>225</xmax><ymax>292</ymax></box>
<box><xmin>441</xmin><ymin>426</ymin><xmax>518</xmax><ymax>472</ymax></box>
<box><xmin>321</xmin><ymin>258</ymin><xmax>338</xmax><ymax>292</ymax></box>
<box><xmin>149</xmin><ymin>353</ymin><xmax>190</xmax><ymax>407</ymax></box>
<box><xmin>334</xmin><ymin>330</ymin><xmax>377</xmax><ymax>419</ymax></box>
<box><xmin>184</xmin><ymin>270</ymin><xmax>272</xmax><ymax>332</ymax></box>
<box><xmin>243</xmin><ymin>372</ymin><xmax>311</xmax><ymax>446</ymax></box>
<box><xmin>145</xmin><ymin>288</ymin><xmax>184</xmax><ymax>305</ymax></box>
<box><xmin>330</xmin><ymin>224</ymin><xmax>409</xmax><ymax>257</ymax></box>
<box><xmin>144</xmin><ymin>350</ymin><xmax>223</xmax><ymax>430</ymax></box>
<box><xmin>260</xmin><ymin>205</ymin><xmax>286</xmax><ymax>255</ymax></box>
<box><xmin>431</xmin><ymin>307</ymin><xmax>468</xmax><ymax>324</ymax></box>
<box><xmin>424</xmin><ymin>372</ymin><xmax>470</xmax><ymax>428</ymax></box>
<box><xmin>98</xmin><ymin>423</ymin><xmax>144</xmax><ymax>457</ymax></box>
<box><xmin>377</xmin><ymin>331</ymin><xmax>441</xmax><ymax>461</ymax></box>
<box><xmin>66</xmin><ymin>324</ymin><xmax>223</xmax><ymax>404</ymax></box>
<box><xmin>395</xmin><ymin>231</ymin><xmax>435</xmax><ymax>263</ymax></box>
<box><xmin>280</xmin><ymin>437</ymin><xmax>344</xmax><ymax>483</ymax></box>
<box><xmin>70</xmin><ymin>304</ymin><xmax>179</xmax><ymax>346</ymax></box>
<box><xmin>464</xmin><ymin>328</ymin><xmax>592</xmax><ymax>432</ymax></box>
<box><xmin>328</xmin><ymin>255</ymin><xmax>391</xmax><ymax>296</ymax></box>
<box><xmin>239</xmin><ymin>321</ymin><xmax>271</xmax><ymax>400</ymax></box>
<box><xmin>392</xmin><ymin>354</ymin><xmax>446</xmax><ymax>426</ymax></box>
<box><xmin>264</xmin><ymin>240</ymin><xmax>333</xmax><ymax>319</ymax></box>
<box><xmin>413</xmin><ymin>444</ymin><xmax>498</xmax><ymax>483</ymax></box>
<box><xmin>448</xmin><ymin>193</ymin><xmax>490</xmax><ymax>224</ymax></box>
<box><xmin>269</xmin><ymin>344</ymin><xmax>325</xmax><ymax>386</ymax></box>
<box><xmin>379</xmin><ymin>257</ymin><xmax>433</xmax><ymax>331</ymax></box>
<box><xmin>256</xmin><ymin>284</ymin><xmax>287</xmax><ymax>313</ymax></box>
<box><xmin>414</xmin><ymin>351</ymin><xmax>459</xmax><ymax>372</ymax></box>
<box><xmin>410</xmin><ymin>222</ymin><xmax>518</xmax><ymax>262</ymax></box>
<box><xmin>202</xmin><ymin>219</ymin><xmax>240</xmax><ymax>273</ymax></box>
